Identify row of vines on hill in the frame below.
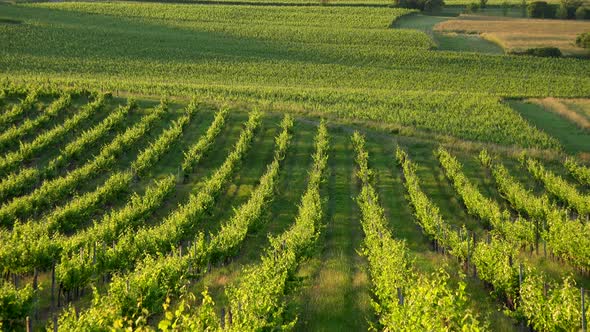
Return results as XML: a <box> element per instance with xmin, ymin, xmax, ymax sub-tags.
<box><xmin>55</xmin><ymin>114</ymin><xmax>294</xmax><ymax>330</ymax></box>
<box><xmin>354</xmin><ymin>134</ymin><xmax>483</xmax><ymax>330</ymax></box>
<box><xmin>435</xmin><ymin>147</ymin><xmax>589</xmax><ymax>330</ymax></box>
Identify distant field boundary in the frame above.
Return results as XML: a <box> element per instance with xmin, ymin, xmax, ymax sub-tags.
<box><xmin>530</xmin><ymin>98</ymin><xmax>590</xmax><ymax>130</ymax></box>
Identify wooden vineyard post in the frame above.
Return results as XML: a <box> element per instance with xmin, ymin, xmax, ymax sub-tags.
<box><xmin>472</xmin><ymin>232</ymin><xmax>477</xmax><ymax>278</ymax></box>
<box><xmin>220</xmin><ymin>308</ymin><xmax>225</xmax><ymax>329</ymax></box>
<box><xmin>51</xmin><ymin>263</ymin><xmax>56</xmax><ymax>309</ymax></box>
<box><xmin>466</xmin><ymin>231</ymin><xmax>470</xmax><ymax>273</ymax></box>
<box><xmin>26</xmin><ymin>316</ymin><xmax>32</xmax><ymax>332</ymax></box>
<box><xmin>518</xmin><ymin>264</ymin><xmax>523</xmax><ymax>291</ymax></box>
<box><xmin>543</xmin><ymin>217</ymin><xmax>547</xmax><ymax>257</ymax></box>
<box><xmin>53</xmin><ymin>314</ymin><xmax>58</xmax><ymax>332</ymax></box>
<box><xmin>93</xmin><ymin>242</ymin><xmax>97</xmax><ymax>265</ymax></box>
<box><xmin>582</xmin><ymin>287</ymin><xmax>587</xmax><ymax>332</ymax></box>
<box><xmin>33</xmin><ymin>267</ymin><xmax>38</xmax><ymax>290</ymax></box>
<box><xmin>397</xmin><ymin>288</ymin><xmax>404</xmax><ymax>306</ymax></box>
<box><xmin>535</xmin><ymin>218</ymin><xmax>539</xmax><ymax>255</ymax></box>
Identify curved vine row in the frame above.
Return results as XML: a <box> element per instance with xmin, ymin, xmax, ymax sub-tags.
<box><xmin>54</xmin><ymin>111</ymin><xmax>261</xmax><ymax>294</ymax></box>
<box><xmin>54</xmin><ymin>114</ymin><xmax>293</xmax><ymax>331</ymax></box>
<box><xmin>354</xmin><ymin>135</ymin><xmax>482</xmax><ymax>331</ymax></box>
<box><xmin>0</xmin><ymin>100</ymin><xmax>133</xmax><ymax>204</ymax></box>
<box><xmin>0</xmin><ymin>93</ymin><xmax>71</xmax><ymax>152</ymax></box>
<box><xmin>0</xmin><ymin>94</ymin><xmax>107</xmax><ymax>178</ymax></box>
<box><xmin>0</xmin><ymin>101</ymin><xmax>166</xmax><ymax>228</ymax></box>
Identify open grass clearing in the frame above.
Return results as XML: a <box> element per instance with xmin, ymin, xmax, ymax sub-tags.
<box><xmin>510</xmin><ymin>100</ymin><xmax>590</xmax><ymax>156</ymax></box>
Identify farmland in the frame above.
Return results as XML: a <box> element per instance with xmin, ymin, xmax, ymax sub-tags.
<box><xmin>1</xmin><ymin>0</ymin><xmax>590</xmax><ymax>331</ymax></box>
<box><xmin>434</xmin><ymin>15</ymin><xmax>590</xmax><ymax>56</ymax></box>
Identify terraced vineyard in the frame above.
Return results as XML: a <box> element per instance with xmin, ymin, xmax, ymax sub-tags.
<box><xmin>0</xmin><ymin>88</ymin><xmax>588</xmax><ymax>331</ymax></box>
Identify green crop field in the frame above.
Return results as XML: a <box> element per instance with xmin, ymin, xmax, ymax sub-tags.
<box><xmin>1</xmin><ymin>0</ymin><xmax>590</xmax><ymax>331</ymax></box>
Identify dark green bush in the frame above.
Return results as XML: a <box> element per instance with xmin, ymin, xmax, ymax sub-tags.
<box><xmin>523</xmin><ymin>47</ymin><xmax>563</xmax><ymax>57</ymax></box>
<box><xmin>395</xmin><ymin>0</ymin><xmax>444</xmax><ymax>10</ymax></box>
<box><xmin>466</xmin><ymin>2</ymin><xmax>480</xmax><ymax>12</ymax></box>
<box><xmin>576</xmin><ymin>6</ymin><xmax>588</xmax><ymax>19</ymax></box>
<box><xmin>527</xmin><ymin>1</ymin><xmax>556</xmax><ymax>17</ymax></box>
<box><xmin>557</xmin><ymin>4</ymin><xmax>569</xmax><ymax>17</ymax></box>
<box><xmin>502</xmin><ymin>1</ymin><xmax>511</xmax><ymax>15</ymax></box>
<box><xmin>576</xmin><ymin>32</ymin><xmax>590</xmax><ymax>48</ymax></box>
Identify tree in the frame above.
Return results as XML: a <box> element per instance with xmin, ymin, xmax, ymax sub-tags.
<box><xmin>466</xmin><ymin>2</ymin><xmax>480</xmax><ymax>12</ymax></box>
<box><xmin>557</xmin><ymin>3</ymin><xmax>569</xmax><ymax>18</ymax></box>
<box><xmin>502</xmin><ymin>1</ymin><xmax>510</xmax><ymax>15</ymax></box>
<box><xmin>576</xmin><ymin>6</ymin><xmax>588</xmax><ymax>19</ymax></box>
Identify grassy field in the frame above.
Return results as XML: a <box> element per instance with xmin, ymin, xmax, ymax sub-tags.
<box><xmin>1</xmin><ymin>0</ymin><xmax>590</xmax><ymax>330</ymax></box>
<box><xmin>393</xmin><ymin>13</ymin><xmax>504</xmax><ymax>53</ymax></box>
<box><xmin>530</xmin><ymin>98</ymin><xmax>590</xmax><ymax>130</ymax></box>
<box><xmin>511</xmin><ymin>100</ymin><xmax>590</xmax><ymax>155</ymax></box>
<box><xmin>435</xmin><ymin>14</ymin><xmax>590</xmax><ymax>56</ymax></box>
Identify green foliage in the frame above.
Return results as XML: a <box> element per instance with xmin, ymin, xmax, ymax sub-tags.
<box><xmin>576</xmin><ymin>6</ymin><xmax>589</xmax><ymax>19</ymax></box>
<box><xmin>0</xmin><ymin>101</ymin><xmax>164</xmax><ymax>228</ymax></box>
<box><xmin>0</xmin><ymin>282</ymin><xmax>34</xmax><ymax>329</ymax></box>
<box><xmin>354</xmin><ymin>134</ymin><xmax>483</xmax><ymax>331</ymax></box>
<box><xmin>0</xmin><ymin>89</ymin><xmax>39</xmax><ymax>131</ymax></box>
<box><xmin>0</xmin><ymin>93</ymin><xmax>70</xmax><ymax>152</ymax></box>
<box><xmin>181</xmin><ymin>108</ymin><xmax>229</xmax><ymax>177</ymax></box>
<box><xmin>527</xmin><ymin>1</ymin><xmax>556</xmax><ymax>17</ymax></box>
<box><xmin>397</xmin><ymin>147</ymin><xmax>471</xmax><ymax>260</ymax></box>
<box><xmin>132</xmin><ymin>101</ymin><xmax>198</xmax><ymax>176</ymax></box>
<box><xmin>0</xmin><ymin>3</ymin><xmax>588</xmax><ymax>148</ymax></box>
<box><xmin>481</xmin><ymin>152</ymin><xmax>590</xmax><ymax>269</ymax></box>
<box><xmin>502</xmin><ymin>1</ymin><xmax>511</xmax><ymax>14</ymax></box>
<box><xmin>577</xmin><ymin>32</ymin><xmax>590</xmax><ymax>48</ymax></box>
<box><xmin>557</xmin><ymin>3</ymin><xmax>569</xmax><ymax>17</ymax></box>
<box><xmin>157</xmin><ymin>290</ymin><xmax>220</xmax><ymax>332</ymax></box>
<box><xmin>565</xmin><ymin>158</ymin><xmax>590</xmax><ymax>185</ymax></box>
<box><xmin>0</xmin><ymin>98</ymin><xmax>129</xmax><ymax>205</ymax></box>
<box><xmin>57</xmin><ymin>111</ymin><xmax>266</xmax><ymax>329</ymax></box>
<box><xmin>519</xmin><ymin>272</ymin><xmax>586</xmax><ymax>331</ymax></box>
<box><xmin>522</xmin><ymin>47</ymin><xmax>563</xmax><ymax>58</ymax></box>
<box><xmin>466</xmin><ymin>2</ymin><xmax>481</xmax><ymax>11</ymax></box>
<box><xmin>0</xmin><ymin>94</ymin><xmax>107</xmax><ymax>177</ymax></box>
<box><xmin>524</xmin><ymin>157</ymin><xmax>590</xmax><ymax>217</ymax></box>
<box><xmin>395</xmin><ymin>0</ymin><xmax>445</xmax><ymax>11</ymax></box>
<box><xmin>437</xmin><ymin>147</ymin><xmax>535</xmax><ymax>248</ymax></box>
<box><xmin>222</xmin><ymin>121</ymin><xmax>328</xmax><ymax>330</ymax></box>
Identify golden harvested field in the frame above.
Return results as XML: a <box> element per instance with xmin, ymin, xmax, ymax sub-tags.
<box><xmin>434</xmin><ymin>15</ymin><xmax>590</xmax><ymax>56</ymax></box>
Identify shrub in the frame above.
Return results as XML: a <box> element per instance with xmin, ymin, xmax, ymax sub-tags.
<box><xmin>502</xmin><ymin>1</ymin><xmax>510</xmax><ymax>15</ymax></box>
<box><xmin>576</xmin><ymin>6</ymin><xmax>588</xmax><ymax>19</ymax></box>
<box><xmin>527</xmin><ymin>1</ymin><xmax>556</xmax><ymax>17</ymax></box>
<box><xmin>576</xmin><ymin>32</ymin><xmax>590</xmax><ymax>48</ymax></box>
<box><xmin>480</xmin><ymin>0</ymin><xmax>488</xmax><ymax>8</ymax></box>
<box><xmin>523</xmin><ymin>47</ymin><xmax>563</xmax><ymax>57</ymax></box>
<box><xmin>466</xmin><ymin>2</ymin><xmax>480</xmax><ymax>12</ymax></box>
<box><xmin>395</xmin><ymin>0</ymin><xmax>444</xmax><ymax>10</ymax></box>
<box><xmin>557</xmin><ymin>4</ymin><xmax>569</xmax><ymax>18</ymax></box>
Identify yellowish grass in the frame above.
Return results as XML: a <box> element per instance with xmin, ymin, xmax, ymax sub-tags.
<box><xmin>434</xmin><ymin>15</ymin><xmax>590</xmax><ymax>56</ymax></box>
<box><xmin>563</xmin><ymin>99</ymin><xmax>590</xmax><ymax>119</ymax></box>
<box><xmin>530</xmin><ymin>97</ymin><xmax>590</xmax><ymax>130</ymax></box>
